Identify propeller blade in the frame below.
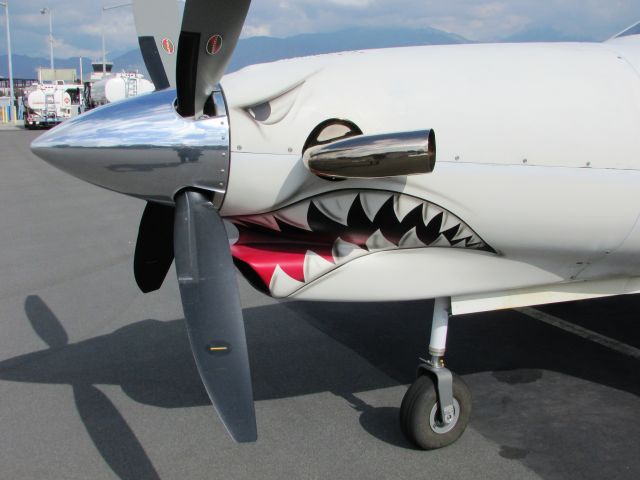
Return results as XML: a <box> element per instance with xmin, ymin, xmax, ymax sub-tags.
<box><xmin>134</xmin><ymin>202</ymin><xmax>175</xmax><ymax>293</ymax></box>
<box><xmin>173</xmin><ymin>191</ymin><xmax>256</xmax><ymax>442</ymax></box>
<box><xmin>176</xmin><ymin>0</ymin><xmax>251</xmax><ymax>117</ymax></box>
<box><xmin>132</xmin><ymin>0</ymin><xmax>183</xmax><ymax>90</ymax></box>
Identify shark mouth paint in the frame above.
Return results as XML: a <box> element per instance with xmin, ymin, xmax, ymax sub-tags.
<box><xmin>227</xmin><ymin>190</ymin><xmax>495</xmax><ymax>298</ymax></box>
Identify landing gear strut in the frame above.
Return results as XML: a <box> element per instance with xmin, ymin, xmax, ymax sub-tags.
<box><xmin>400</xmin><ymin>297</ymin><xmax>471</xmax><ymax>449</ymax></box>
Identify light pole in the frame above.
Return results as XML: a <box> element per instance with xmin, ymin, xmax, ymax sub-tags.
<box><xmin>0</xmin><ymin>1</ymin><xmax>14</xmax><ymax>121</ymax></box>
<box><xmin>40</xmin><ymin>7</ymin><xmax>54</xmax><ymax>72</ymax></box>
<box><xmin>101</xmin><ymin>2</ymin><xmax>132</xmax><ymax>79</ymax></box>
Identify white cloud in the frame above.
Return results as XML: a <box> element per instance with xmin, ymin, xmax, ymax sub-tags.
<box><xmin>245</xmin><ymin>0</ymin><xmax>640</xmax><ymax>40</ymax></box>
<box><xmin>1</xmin><ymin>0</ymin><xmax>137</xmax><ymax>58</ymax></box>
<box><xmin>241</xmin><ymin>24</ymin><xmax>272</xmax><ymax>38</ymax></box>
<box><xmin>1</xmin><ymin>0</ymin><xmax>640</xmax><ymax>59</ymax></box>
<box><xmin>328</xmin><ymin>0</ymin><xmax>373</xmax><ymax>7</ymax></box>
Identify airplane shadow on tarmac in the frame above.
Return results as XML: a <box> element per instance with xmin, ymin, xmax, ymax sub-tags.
<box><xmin>0</xmin><ymin>295</ymin><xmax>638</xmax><ymax>480</ymax></box>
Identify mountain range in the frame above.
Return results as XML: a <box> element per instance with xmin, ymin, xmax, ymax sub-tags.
<box><xmin>0</xmin><ymin>26</ymin><xmax>597</xmax><ymax>80</ymax></box>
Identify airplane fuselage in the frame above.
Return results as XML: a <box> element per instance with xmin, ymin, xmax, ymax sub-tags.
<box><xmin>32</xmin><ymin>37</ymin><xmax>640</xmax><ymax>310</ymax></box>
<box><xmin>219</xmin><ymin>38</ymin><xmax>640</xmax><ymax>306</ymax></box>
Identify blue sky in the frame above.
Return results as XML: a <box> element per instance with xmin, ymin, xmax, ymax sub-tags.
<box><xmin>1</xmin><ymin>1</ymin><xmax>640</xmax><ymax>59</ymax></box>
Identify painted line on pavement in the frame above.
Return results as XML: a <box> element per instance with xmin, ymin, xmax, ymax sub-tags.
<box><xmin>516</xmin><ymin>307</ymin><xmax>640</xmax><ymax>360</ymax></box>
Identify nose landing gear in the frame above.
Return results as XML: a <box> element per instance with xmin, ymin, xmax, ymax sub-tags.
<box><xmin>400</xmin><ymin>297</ymin><xmax>472</xmax><ymax>449</ymax></box>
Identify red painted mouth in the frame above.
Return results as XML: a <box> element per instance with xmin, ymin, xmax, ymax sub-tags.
<box><xmin>232</xmin><ymin>242</ymin><xmax>334</xmax><ymax>286</ymax></box>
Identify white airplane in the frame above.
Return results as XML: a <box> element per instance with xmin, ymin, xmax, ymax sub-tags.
<box><xmin>30</xmin><ymin>0</ymin><xmax>640</xmax><ymax>450</ymax></box>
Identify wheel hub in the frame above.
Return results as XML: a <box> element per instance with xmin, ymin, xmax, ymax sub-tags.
<box><xmin>429</xmin><ymin>398</ymin><xmax>460</xmax><ymax>434</ymax></box>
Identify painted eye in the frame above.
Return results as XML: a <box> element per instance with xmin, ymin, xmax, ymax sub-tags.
<box><xmin>247</xmin><ymin>102</ymin><xmax>271</xmax><ymax>122</ymax></box>
<box><xmin>245</xmin><ymin>84</ymin><xmax>301</xmax><ymax>125</ymax></box>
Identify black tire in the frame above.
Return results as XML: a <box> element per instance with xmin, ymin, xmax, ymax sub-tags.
<box><xmin>399</xmin><ymin>373</ymin><xmax>423</xmax><ymax>437</ymax></box>
<box><xmin>400</xmin><ymin>373</ymin><xmax>471</xmax><ymax>450</ymax></box>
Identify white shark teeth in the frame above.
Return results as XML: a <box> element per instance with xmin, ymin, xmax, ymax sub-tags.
<box><xmin>303</xmin><ymin>250</ymin><xmax>335</xmax><ymax>282</ymax></box>
<box><xmin>223</xmin><ymin>220</ymin><xmax>240</xmax><ymax>246</ymax></box>
<box><xmin>313</xmin><ymin>192</ymin><xmax>359</xmax><ymax>226</ymax></box>
<box><xmin>366</xmin><ymin>229</ymin><xmax>396</xmax><ymax>251</ymax></box>
<box><xmin>423</xmin><ymin>203</ymin><xmax>444</xmax><ymax>226</ymax></box>
<box><xmin>398</xmin><ymin>227</ymin><xmax>424</xmax><ymax>249</ymax></box>
<box><xmin>360</xmin><ymin>191</ymin><xmax>391</xmax><ymax>222</ymax></box>
<box><xmin>429</xmin><ymin>235</ymin><xmax>452</xmax><ymax>247</ymax></box>
<box><xmin>246</xmin><ymin>192</ymin><xmax>490</xmax><ymax>299</ymax></box>
<box><xmin>332</xmin><ymin>238</ymin><xmax>368</xmax><ymax>264</ymax></box>
<box><xmin>452</xmin><ymin>225</ymin><xmax>474</xmax><ymax>246</ymax></box>
<box><xmin>440</xmin><ymin>212</ymin><xmax>461</xmax><ymax>234</ymax></box>
<box><xmin>269</xmin><ymin>265</ymin><xmax>305</xmax><ymax>298</ymax></box>
<box><xmin>239</xmin><ymin>214</ymin><xmax>281</xmax><ymax>231</ymax></box>
<box><xmin>393</xmin><ymin>195</ymin><xmax>424</xmax><ymax>221</ymax></box>
<box><xmin>467</xmin><ymin>236</ymin><xmax>486</xmax><ymax>248</ymax></box>
<box><xmin>274</xmin><ymin>201</ymin><xmax>312</xmax><ymax>231</ymax></box>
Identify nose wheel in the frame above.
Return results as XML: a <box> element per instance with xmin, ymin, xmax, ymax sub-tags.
<box><xmin>400</xmin><ymin>371</ymin><xmax>471</xmax><ymax>449</ymax></box>
<box><xmin>400</xmin><ymin>297</ymin><xmax>472</xmax><ymax>449</ymax></box>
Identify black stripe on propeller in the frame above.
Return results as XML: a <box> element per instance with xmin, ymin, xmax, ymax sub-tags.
<box><xmin>137</xmin><ymin>36</ymin><xmax>171</xmax><ymax>90</ymax></box>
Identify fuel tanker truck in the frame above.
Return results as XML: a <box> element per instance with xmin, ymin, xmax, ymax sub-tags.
<box><xmin>88</xmin><ymin>72</ymin><xmax>154</xmax><ymax>107</ymax></box>
<box><xmin>23</xmin><ymin>83</ymin><xmax>82</xmax><ymax>129</ymax></box>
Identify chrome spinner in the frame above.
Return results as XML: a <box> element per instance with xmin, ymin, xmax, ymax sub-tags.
<box><xmin>31</xmin><ymin>88</ymin><xmax>231</xmax><ymax>206</ymax></box>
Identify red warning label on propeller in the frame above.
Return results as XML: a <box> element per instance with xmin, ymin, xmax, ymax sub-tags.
<box><xmin>206</xmin><ymin>34</ymin><xmax>223</xmax><ymax>55</ymax></box>
<box><xmin>161</xmin><ymin>38</ymin><xmax>175</xmax><ymax>54</ymax></box>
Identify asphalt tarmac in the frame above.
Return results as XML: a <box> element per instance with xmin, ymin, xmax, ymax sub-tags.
<box><xmin>1</xmin><ymin>128</ymin><xmax>638</xmax><ymax>480</ymax></box>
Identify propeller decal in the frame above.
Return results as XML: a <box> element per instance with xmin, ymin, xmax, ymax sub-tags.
<box><xmin>162</xmin><ymin>38</ymin><xmax>175</xmax><ymax>54</ymax></box>
<box><xmin>206</xmin><ymin>35</ymin><xmax>223</xmax><ymax>55</ymax></box>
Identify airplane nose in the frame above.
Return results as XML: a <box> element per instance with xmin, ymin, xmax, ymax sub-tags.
<box><xmin>30</xmin><ymin>89</ymin><xmax>231</xmax><ymax>204</ymax></box>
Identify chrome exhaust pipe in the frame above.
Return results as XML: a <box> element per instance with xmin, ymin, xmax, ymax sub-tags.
<box><xmin>303</xmin><ymin>130</ymin><xmax>435</xmax><ymax>180</ymax></box>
